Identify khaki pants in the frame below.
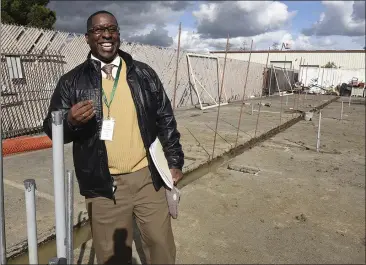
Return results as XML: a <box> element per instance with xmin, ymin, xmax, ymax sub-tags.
<box><xmin>86</xmin><ymin>167</ymin><xmax>176</xmax><ymax>264</ymax></box>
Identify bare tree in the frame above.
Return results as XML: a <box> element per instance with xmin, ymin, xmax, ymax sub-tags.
<box><xmin>272</xmin><ymin>42</ymin><xmax>280</xmax><ymax>50</ymax></box>
<box><xmin>240</xmin><ymin>40</ymin><xmax>248</xmax><ymax>51</ymax></box>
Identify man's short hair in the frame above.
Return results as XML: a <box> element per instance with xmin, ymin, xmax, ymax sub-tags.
<box><xmin>86</xmin><ymin>10</ymin><xmax>117</xmax><ymax>31</ymax></box>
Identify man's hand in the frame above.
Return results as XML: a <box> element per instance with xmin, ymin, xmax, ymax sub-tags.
<box><xmin>67</xmin><ymin>100</ymin><xmax>95</xmax><ymax>126</ymax></box>
<box><xmin>170</xmin><ymin>168</ymin><xmax>183</xmax><ymax>186</ymax></box>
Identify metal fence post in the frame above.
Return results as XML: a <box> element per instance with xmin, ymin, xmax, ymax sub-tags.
<box><xmin>51</xmin><ymin>111</ymin><xmax>66</xmax><ymax>259</ymax></box>
<box><xmin>66</xmin><ymin>170</ymin><xmax>74</xmax><ymax>264</ymax></box>
<box><xmin>24</xmin><ymin>179</ymin><xmax>38</xmax><ymax>264</ymax></box>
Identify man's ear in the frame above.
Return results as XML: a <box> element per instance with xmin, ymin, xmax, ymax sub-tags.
<box><xmin>85</xmin><ymin>33</ymin><xmax>89</xmax><ymax>45</ymax></box>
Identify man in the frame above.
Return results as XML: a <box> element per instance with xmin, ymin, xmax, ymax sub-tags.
<box><xmin>43</xmin><ymin>10</ymin><xmax>184</xmax><ymax>264</ymax></box>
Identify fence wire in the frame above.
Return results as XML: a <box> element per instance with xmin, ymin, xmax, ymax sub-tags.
<box><xmin>1</xmin><ymin>23</ymin><xmax>268</xmax><ymax>139</ymax></box>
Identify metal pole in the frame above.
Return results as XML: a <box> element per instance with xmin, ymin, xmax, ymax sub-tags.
<box><xmin>212</xmin><ymin>35</ymin><xmax>230</xmax><ymax>159</ymax></box>
<box><xmin>340</xmin><ymin>101</ymin><xmax>344</xmax><ymax>120</ymax></box>
<box><xmin>24</xmin><ymin>179</ymin><xmax>38</xmax><ymax>264</ymax></box>
<box><xmin>316</xmin><ymin>111</ymin><xmax>322</xmax><ymax>152</ymax></box>
<box><xmin>66</xmin><ymin>171</ymin><xmax>74</xmax><ymax>265</ymax></box>
<box><xmin>235</xmin><ymin>39</ymin><xmax>254</xmax><ymax>147</ymax></box>
<box><xmin>172</xmin><ymin>22</ymin><xmax>182</xmax><ymax>110</ymax></box>
<box><xmin>251</xmin><ymin>104</ymin><xmax>254</xmax><ymax>115</ymax></box>
<box><xmin>51</xmin><ymin>111</ymin><xmax>66</xmax><ymax>259</ymax></box>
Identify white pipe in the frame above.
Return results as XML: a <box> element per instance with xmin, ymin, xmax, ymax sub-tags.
<box><xmin>66</xmin><ymin>170</ymin><xmax>74</xmax><ymax>264</ymax></box>
<box><xmin>340</xmin><ymin>101</ymin><xmax>344</xmax><ymax>120</ymax></box>
<box><xmin>0</xmin><ymin>67</ymin><xmax>6</xmax><ymax>264</ymax></box>
<box><xmin>24</xmin><ymin>179</ymin><xmax>38</xmax><ymax>264</ymax></box>
<box><xmin>316</xmin><ymin>111</ymin><xmax>322</xmax><ymax>152</ymax></box>
<box><xmin>51</xmin><ymin>111</ymin><xmax>66</xmax><ymax>258</ymax></box>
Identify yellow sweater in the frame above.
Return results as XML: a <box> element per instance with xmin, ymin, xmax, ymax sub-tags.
<box><xmin>102</xmin><ymin>58</ymin><xmax>148</xmax><ymax>174</ymax></box>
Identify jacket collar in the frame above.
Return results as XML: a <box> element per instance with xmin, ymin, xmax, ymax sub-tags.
<box><xmin>87</xmin><ymin>49</ymin><xmax>134</xmax><ymax>71</ymax></box>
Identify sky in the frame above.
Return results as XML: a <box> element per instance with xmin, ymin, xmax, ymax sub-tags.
<box><xmin>47</xmin><ymin>1</ymin><xmax>366</xmax><ymax>52</ymax></box>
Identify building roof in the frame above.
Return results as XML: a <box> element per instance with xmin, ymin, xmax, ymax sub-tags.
<box><xmin>210</xmin><ymin>49</ymin><xmax>366</xmax><ymax>54</ymax></box>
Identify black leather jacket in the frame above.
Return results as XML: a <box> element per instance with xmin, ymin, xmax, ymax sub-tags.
<box><xmin>43</xmin><ymin>49</ymin><xmax>184</xmax><ymax>200</ymax></box>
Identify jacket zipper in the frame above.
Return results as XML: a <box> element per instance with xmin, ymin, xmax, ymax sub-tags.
<box><xmin>126</xmin><ymin>66</ymin><xmax>150</xmax><ymax>148</ymax></box>
<box><xmin>97</xmin><ymin>64</ymin><xmax>116</xmax><ymax>201</ymax></box>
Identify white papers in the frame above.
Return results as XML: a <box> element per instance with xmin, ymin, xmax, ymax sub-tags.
<box><xmin>149</xmin><ymin>137</ymin><xmax>173</xmax><ymax>189</ymax></box>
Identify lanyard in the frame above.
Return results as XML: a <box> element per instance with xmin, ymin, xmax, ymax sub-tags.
<box><xmin>102</xmin><ymin>60</ymin><xmax>122</xmax><ymax>119</ymax></box>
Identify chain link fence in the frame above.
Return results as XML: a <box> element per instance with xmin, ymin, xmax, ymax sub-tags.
<box><xmin>1</xmin><ymin>23</ymin><xmax>267</xmax><ymax>139</ymax></box>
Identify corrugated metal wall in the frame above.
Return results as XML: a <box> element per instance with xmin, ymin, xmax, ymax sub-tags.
<box><xmin>214</xmin><ymin>51</ymin><xmax>366</xmax><ymax>70</ymax></box>
<box><xmin>299</xmin><ymin>67</ymin><xmax>366</xmax><ymax>87</ymax></box>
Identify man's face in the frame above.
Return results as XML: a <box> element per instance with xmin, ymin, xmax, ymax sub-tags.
<box><xmin>85</xmin><ymin>13</ymin><xmax>120</xmax><ymax>63</ymax></box>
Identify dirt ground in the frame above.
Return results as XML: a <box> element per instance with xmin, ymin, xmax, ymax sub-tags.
<box><xmin>173</xmin><ymin>98</ymin><xmax>365</xmax><ymax>264</ymax></box>
<box><xmin>5</xmin><ymin>95</ymin><xmax>364</xmax><ymax>264</ymax></box>
<box><xmin>72</xmin><ymin>97</ymin><xmax>364</xmax><ymax>264</ymax></box>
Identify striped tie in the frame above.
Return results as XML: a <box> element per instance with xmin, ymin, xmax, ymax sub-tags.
<box><xmin>102</xmin><ymin>64</ymin><xmax>115</xmax><ymax>80</ymax></box>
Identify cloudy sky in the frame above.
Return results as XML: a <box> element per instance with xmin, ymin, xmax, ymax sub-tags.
<box><xmin>47</xmin><ymin>1</ymin><xmax>366</xmax><ymax>52</ymax></box>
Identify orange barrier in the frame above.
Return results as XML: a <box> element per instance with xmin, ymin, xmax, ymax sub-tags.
<box><xmin>2</xmin><ymin>135</ymin><xmax>52</xmax><ymax>156</ymax></box>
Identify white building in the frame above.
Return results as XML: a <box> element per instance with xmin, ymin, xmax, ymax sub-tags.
<box><xmin>210</xmin><ymin>50</ymin><xmax>366</xmax><ymax>70</ymax></box>
<box><xmin>210</xmin><ymin>50</ymin><xmax>366</xmax><ymax>86</ymax></box>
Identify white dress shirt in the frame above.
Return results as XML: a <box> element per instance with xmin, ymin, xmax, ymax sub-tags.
<box><xmin>91</xmin><ymin>54</ymin><xmax>121</xmax><ymax>79</ymax></box>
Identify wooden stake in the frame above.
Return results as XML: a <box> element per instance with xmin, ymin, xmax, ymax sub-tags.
<box><xmin>172</xmin><ymin>22</ymin><xmax>182</xmax><ymax>110</ymax></box>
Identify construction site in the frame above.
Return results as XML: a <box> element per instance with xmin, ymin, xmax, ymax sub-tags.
<box><xmin>0</xmin><ymin>23</ymin><xmax>365</xmax><ymax>264</ymax></box>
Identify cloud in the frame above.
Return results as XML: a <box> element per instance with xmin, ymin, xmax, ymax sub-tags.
<box><xmin>173</xmin><ymin>26</ymin><xmax>365</xmax><ymax>53</ymax></box>
<box><xmin>47</xmin><ymin>0</ymin><xmax>191</xmax><ymax>45</ymax></box>
<box><xmin>129</xmin><ymin>27</ymin><xmax>173</xmax><ymax>47</ymax></box>
<box><xmin>193</xmin><ymin>1</ymin><xmax>296</xmax><ymax>39</ymax></box>
<box><xmin>46</xmin><ymin>1</ymin><xmax>364</xmax><ymax>51</ymax></box>
<box><xmin>302</xmin><ymin>1</ymin><xmax>365</xmax><ymax>37</ymax></box>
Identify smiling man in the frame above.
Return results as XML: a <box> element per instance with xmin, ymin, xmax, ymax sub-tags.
<box><xmin>43</xmin><ymin>10</ymin><xmax>184</xmax><ymax>264</ymax></box>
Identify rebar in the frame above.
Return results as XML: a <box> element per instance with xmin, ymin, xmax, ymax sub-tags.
<box><xmin>172</xmin><ymin>22</ymin><xmax>182</xmax><ymax>110</ymax></box>
<box><xmin>212</xmin><ymin>35</ymin><xmax>230</xmax><ymax>159</ymax></box>
<box><xmin>254</xmin><ymin>47</ymin><xmax>270</xmax><ymax>138</ymax></box>
<box><xmin>272</xmin><ymin>67</ymin><xmax>283</xmax><ymax>125</ymax></box>
<box><xmin>235</xmin><ymin>39</ymin><xmax>254</xmax><ymax>148</ymax></box>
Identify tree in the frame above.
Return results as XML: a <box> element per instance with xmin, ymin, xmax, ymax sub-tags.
<box><xmin>240</xmin><ymin>40</ymin><xmax>248</xmax><ymax>51</ymax></box>
<box><xmin>1</xmin><ymin>0</ymin><xmax>56</xmax><ymax>29</ymax></box>
<box><xmin>271</xmin><ymin>42</ymin><xmax>280</xmax><ymax>50</ymax></box>
<box><xmin>322</xmin><ymin>61</ymin><xmax>337</xmax><ymax>68</ymax></box>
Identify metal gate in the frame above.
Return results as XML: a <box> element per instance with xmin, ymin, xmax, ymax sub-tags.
<box><xmin>1</xmin><ymin>52</ymin><xmax>65</xmax><ymax>139</ymax></box>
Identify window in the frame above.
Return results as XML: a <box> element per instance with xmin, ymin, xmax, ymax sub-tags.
<box><xmin>6</xmin><ymin>56</ymin><xmax>24</xmax><ymax>80</ymax></box>
<box><xmin>270</xmin><ymin>60</ymin><xmax>292</xmax><ymax>69</ymax></box>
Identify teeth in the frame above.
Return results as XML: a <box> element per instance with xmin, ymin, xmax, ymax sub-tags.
<box><xmin>101</xmin><ymin>43</ymin><xmax>112</xmax><ymax>47</ymax></box>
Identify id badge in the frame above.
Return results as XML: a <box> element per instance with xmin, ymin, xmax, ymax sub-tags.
<box><xmin>100</xmin><ymin>118</ymin><xmax>115</xmax><ymax>141</ymax></box>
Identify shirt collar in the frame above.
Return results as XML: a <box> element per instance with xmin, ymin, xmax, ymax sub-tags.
<box><xmin>91</xmin><ymin>54</ymin><xmax>121</xmax><ymax>68</ymax></box>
